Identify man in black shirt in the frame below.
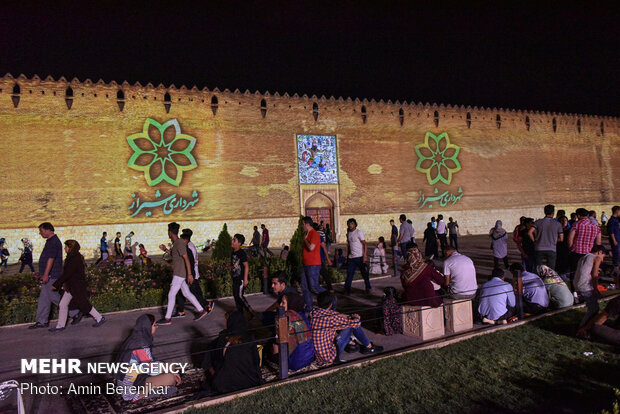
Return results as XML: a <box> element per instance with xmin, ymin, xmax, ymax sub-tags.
<box><xmin>231</xmin><ymin>234</ymin><xmax>252</xmax><ymax>312</ymax></box>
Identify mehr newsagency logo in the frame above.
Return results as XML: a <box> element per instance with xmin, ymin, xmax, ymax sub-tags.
<box><xmin>414</xmin><ymin>132</ymin><xmax>463</xmax><ymax>209</ymax></box>
<box><xmin>126</xmin><ymin>118</ymin><xmax>200</xmax><ymax>217</ymax></box>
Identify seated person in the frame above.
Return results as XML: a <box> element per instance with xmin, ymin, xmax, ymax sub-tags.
<box><xmin>309</xmin><ymin>292</ymin><xmax>383</xmax><ymax>364</ymax></box>
<box><xmin>200</xmin><ymin>311</ymin><xmax>263</xmax><ymax>396</ymax></box>
<box><xmin>269</xmin><ymin>295</ymin><xmax>315</xmax><ymax>371</ymax></box>
<box><xmin>381</xmin><ymin>286</ymin><xmax>402</xmax><ymax>335</ymax></box>
<box><xmin>510</xmin><ymin>263</ymin><xmax>549</xmax><ymax>315</ymax></box>
<box><xmin>537</xmin><ymin>265</ymin><xmax>574</xmax><ymax>309</ymax></box>
<box><xmin>477</xmin><ymin>268</ymin><xmax>516</xmax><ymax>325</ymax></box>
<box><xmin>260</xmin><ymin>271</ymin><xmax>305</xmax><ymax>329</ymax></box>
<box><xmin>443</xmin><ymin>246</ymin><xmax>478</xmax><ymax>299</ymax></box>
<box><xmin>577</xmin><ymin>295</ymin><xmax>620</xmax><ymax>346</ymax></box>
<box><xmin>400</xmin><ymin>244</ymin><xmax>445</xmax><ymax>307</ymax></box>
<box><xmin>115</xmin><ymin>314</ymin><xmax>180</xmax><ymax>401</ymax></box>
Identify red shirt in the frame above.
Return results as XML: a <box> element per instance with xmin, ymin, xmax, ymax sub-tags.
<box><xmin>570</xmin><ymin>218</ymin><xmax>601</xmax><ymax>254</ymax></box>
<box><xmin>302</xmin><ymin>229</ymin><xmax>321</xmax><ymax>265</ymax></box>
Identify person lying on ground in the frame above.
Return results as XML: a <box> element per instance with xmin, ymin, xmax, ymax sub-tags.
<box><xmin>576</xmin><ymin>295</ymin><xmax>620</xmax><ymax>346</ymax></box>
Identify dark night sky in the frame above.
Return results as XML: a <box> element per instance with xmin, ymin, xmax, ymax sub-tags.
<box><xmin>1</xmin><ymin>1</ymin><xmax>619</xmax><ymax>116</ymax></box>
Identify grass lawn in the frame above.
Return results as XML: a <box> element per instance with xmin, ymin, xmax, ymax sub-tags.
<box><xmin>187</xmin><ymin>307</ymin><xmax>619</xmax><ymax>414</ymax></box>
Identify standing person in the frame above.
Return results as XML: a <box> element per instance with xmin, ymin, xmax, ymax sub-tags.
<box><xmin>315</xmin><ymin>223</ymin><xmax>334</xmax><ymax>292</ymax></box>
<box><xmin>174</xmin><ymin>230</ymin><xmax>214</xmax><ymax>318</ymax></box>
<box><xmin>369</xmin><ymin>236</ymin><xmax>388</xmax><ymax>275</ymax></box>
<box><xmin>138</xmin><ymin>244</ymin><xmax>148</xmax><ymax>266</ymax></box>
<box><xmin>114</xmin><ymin>231</ymin><xmax>123</xmax><ymax>260</ymax></box>
<box><xmin>489</xmin><ymin>220</ymin><xmax>509</xmax><ymax>269</ymax></box>
<box><xmin>568</xmin><ymin>212</ymin><xmax>578</xmax><ymax>227</ymax></box>
<box><xmin>397</xmin><ymin>214</ymin><xmax>414</xmax><ymax>257</ymax></box>
<box><xmin>607</xmin><ymin>206</ymin><xmax>620</xmax><ymax>280</ymax></box>
<box><xmin>443</xmin><ymin>246</ymin><xmax>478</xmax><ymax>299</ymax></box>
<box><xmin>18</xmin><ymin>238</ymin><xmax>35</xmax><ymax>273</ymax></box>
<box><xmin>436</xmin><ymin>214</ymin><xmax>448</xmax><ymax>258</ymax></box>
<box><xmin>0</xmin><ymin>238</ymin><xmax>9</xmax><ymax>271</ymax></box>
<box><xmin>556</xmin><ymin>216</ymin><xmax>572</xmax><ymax>276</ymax></box>
<box><xmin>49</xmin><ymin>240</ymin><xmax>106</xmax><ymax>332</ymax></box>
<box><xmin>345</xmin><ymin>218</ymin><xmax>371</xmax><ymax>295</ymax></box>
<box><xmin>300</xmin><ymin>217</ymin><xmax>325</xmax><ymax>312</ymax></box>
<box><xmin>517</xmin><ymin>218</ymin><xmax>536</xmax><ymax>272</ymax></box>
<box><xmin>423</xmin><ymin>222</ymin><xmax>439</xmax><ymax>259</ymax></box>
<box><xmin>157</xmin><ymin>222</ymin><xmax>208</xmax><ymax>325</ymax></box>
<box><xmin>125</xmin><ymin>231</ymin><xmax>135</xmax><ymax>256</ymax></box>
<box><xmin>324</xmin><ymin>223</ymin><xmax>333</xmax><ymax>252</ymax></box>
<box><xmin>601</xmin><ymin>211</ymin><xmax>609</xmax><ymax>226</ymax></box>
<box><xmin>568</xmin><ymin>208</ymin><xmax>602</xmax><ymax>275</ymax></box>
<box><xmin>250</xmin><ymin>226</ymin><xmax>261</xmax><ymax>257</ymax></box>
<box><xmin>95</xmin><ymin>231</ymin><xmax>108</xmax><ymax>264</ymax></box>
<box><xmin>574</xmin><ymin>245</ymin><xmax>607</xmax><ymax>328</ymax></box>
<box><xmin>512</xmin><ymin>216</ymin><xmax>526</xmax><ymax>247</ymax></box>
<box><xmin>29</xmin><ymin>222</ymin><xmax>78</xmax><ymax>329</ymax></box>
<box><xmin>430</xmin><ymin>217</ymin><xmax>436</xmax><ymax>229</ymax></box>
<box><xmin>260</xmin><ymin>224</ymin><xmax>273</xmax><ymax>257</ymax></box>
<box><xmin>448</xmin><ymin>217</ymin><xmax>459</xmax><ymax>250</ymax></box>
<box><xmin>588</xmin><ymin>211</ymin><xmax>598</xmax><ymax>225</ymax></box>
<box><xmin>531</xmin><ymin>204</ymin><xmax>564</xmax><ymax>270</ymax></box>
<box><xmin>389</xmin><ymin>219</ymin><xmax>399</xmax><ymax>276</ymax></box>
<box><xmin>230</xmin><ymin>233</ymin><xmax>252</xmax><ymax>313</ymax></box>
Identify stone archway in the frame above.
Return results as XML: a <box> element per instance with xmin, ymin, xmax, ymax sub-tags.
<box><xmin>304</xmin><ymin>192</ymin><xmax>335</xmax><ymax>240</ymax></box>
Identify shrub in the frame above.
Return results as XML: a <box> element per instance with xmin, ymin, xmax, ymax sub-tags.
<box><xmin>211</xmin><ymin>223</ymin><xmax>233</xmax><ymax>261</ymax></box>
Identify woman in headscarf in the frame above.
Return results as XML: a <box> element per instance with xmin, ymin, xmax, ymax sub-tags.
<box><xmin>49</xmin><ymin>240</ymin><xmax>105</xmax><ymax>332</ymax></box>
<box><xmin>200</xmin><ymin>311</ymin><xmax>263</xmax><ymax>396</ymax></box>
<box><xmin>116</xmin><ymin>314</ymin><xmax>180</xmax><ymax>401</ymax></box>
<box><xmin>423</xmin><ymin>222</ymin><xmax>439</xmax><ymax>259</ymax></box>
<box><xmin>537</xmin><ymin>265</ymin><xmax>574</xmax><ymax>309</ymax></box>
<box><xmin>400</xmin><ymin>244</ymin><xmax>445</xmax><ymax>307</ymax></box>
<box><xmin>19</xmin><ymin>238</ymin><xmax>34</xmax><ymax>273</ymax></box>
<box><xmin>489</xmin><ymin>220</ymin><xmax>509</xmax><ymax>269</ymax></box>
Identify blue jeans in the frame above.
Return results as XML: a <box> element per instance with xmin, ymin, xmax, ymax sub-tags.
<box><xmin>302</xmin><ymin>264</ymin><xmax>325</xmax><ymax>313</ymax></box>
<box><xmin>345</xmin><ymin>257</ymin><xmax>371</xmax><ymax>294</ymax></box>
<box><xmin>336</xmin><ymin>326</ymin><xmax>371</xmax><ymax>358</ymax></box>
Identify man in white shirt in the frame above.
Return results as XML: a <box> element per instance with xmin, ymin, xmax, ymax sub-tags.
<box><xmin>443</xmin><ymin>246</ymin><xmax>478</xmax><ymax>299</ymax></box>
<box><xmin>345</xmin><ymin>218</ymin><xmax>371</xmax><ymax>295</ymax></box>
<box><xmin>436</xmin><ymin>214</ymin><xmax>447</xmax><ymax>258</ymax></box>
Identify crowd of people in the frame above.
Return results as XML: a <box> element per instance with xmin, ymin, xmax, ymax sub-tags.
<box><xmin>4</xmin><ymin>203</ymin><xmax>618</xmax><ymax>402</ymax></box>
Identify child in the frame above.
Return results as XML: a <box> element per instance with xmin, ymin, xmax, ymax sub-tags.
<box><xmin>231</xmin><ymin>234</ymin><xmax>252</xmax><ymax>313</ymax></box>
<box><xmin>19</xmin><ymin>238</ymin><xmax>35</xmax><ymax>273</ymax></box>
<box><xmin>280</xmin><ymin>245</ymin><xmax>289</xmax><ymax>261</ymax></box>
<box><xmin>370</xmin><ymin>236</ymin><xmax>389</xmax><ymax>275</ymax></box>
<box><xmin>139</xmin><ymin>243</ymin><xmax>148</xmax><ymax>266</ymax></box>
<box><xmin>381</xmin><ymin>287</ymin><xmax>402</xmax><ymax>335</ymax></box>
<box><xmin>0</xmin><ymin>238</ymin><xmax>9</xmax><ymax>272</ymax></box>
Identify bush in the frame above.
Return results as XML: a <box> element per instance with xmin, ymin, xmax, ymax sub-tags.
<box><xmin>211</xmin><ymin>223</ymin><xmax>233</xmax><ymax>261</ymax></box>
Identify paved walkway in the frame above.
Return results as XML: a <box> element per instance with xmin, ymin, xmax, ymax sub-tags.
<box><xmin>0</xmin><ymin>234</ymin><xmax>616</xmax><ymax>413</ymax></box>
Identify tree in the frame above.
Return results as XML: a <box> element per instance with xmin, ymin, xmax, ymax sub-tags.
<box><xmin>211</xmin><ymin>223</ymin><xmax>233</xmax><ymax>261</ymax></box>
<box><xmin>286</xmin><ymin>216</ymin><xmax>305</xmax><ymax>285</ymax></box>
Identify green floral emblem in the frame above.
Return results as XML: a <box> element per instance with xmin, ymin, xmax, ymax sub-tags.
<box><xmin>127</xmin><ymin>118</ymin><xmax>197</xmax><ymax>187</ymax></box>
<box><xmin>415</xmin><ymin>132</ymin><xmax>461</xmax><ymax>185</ymax></box>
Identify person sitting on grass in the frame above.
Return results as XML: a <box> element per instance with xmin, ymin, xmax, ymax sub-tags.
<box><xmin>576</xmin><ymin>295</ymin><xmax>620</xmax><ymax>346</ymax></box>
<box><xmin>116</xmin><ymin>314</ymin><xmax>180</xmax><ymax>401</ymax></box>
<box><xmin>199</xmin><ymin>311</ymin><xmax>263</xmax><ymax>396</ymax></box>
<box><xmin>309</xmin><ymin>292</ymin><xmax>383</xmax><ymax>364</ymax></box>
<box><xmin>509</xmin><ymin>263</ymin><xmax>549</xmax><ymax>315</ymax></box>
<box><xmin>477</xmin><ymin>268</ymin><xmax>516</xmax><ymax>325</ymax></box>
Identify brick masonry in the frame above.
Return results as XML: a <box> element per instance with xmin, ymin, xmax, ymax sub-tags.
<box><xmin>0</xmin><ymin>74</ymin><xmax>618</xmax><ymax>261</ymax></box>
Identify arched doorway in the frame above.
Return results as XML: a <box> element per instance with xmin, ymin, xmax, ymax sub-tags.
<box><xmin>304</xmin><ymin>192</ymin><xmax>334</xmax><ymax>239</ymax></box>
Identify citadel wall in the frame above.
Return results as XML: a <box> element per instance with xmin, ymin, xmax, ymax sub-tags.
<box><xmin>0</xmin><ymin>74</ymin><xmax>617</xmax><ymax>261</ymax></box>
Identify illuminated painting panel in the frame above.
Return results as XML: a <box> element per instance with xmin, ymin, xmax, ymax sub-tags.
<box><xmin>297</xmin><ymin>134</ymin><xmax>338</xmax><ymax>184</ymax></box>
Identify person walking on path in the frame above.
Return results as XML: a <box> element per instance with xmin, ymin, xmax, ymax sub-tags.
<box><xmin>389</xmin><ymin>219</ymin><xmax>399</xmax><ymax>276</ymax></box>
<box><xmin>157</xmin><ymin>222</ymin><xmax>208</xmax><ymax>325</ymax></box>
<box><xmin>530</xmin><ymin>204</ymin><xmax>564</xmax><ymax>270</ymax></box>
<box><xmin>607</xmin><ymin>206</ymin><xmax>620</xmax><ymax>280</ymax></box>
<box><xmin>49</xmin><ymin>240</ymin><xmax>105</xmax><ymax>332</ymax></box>
<box><xmin>29</xmin><ymin>222</ymin><xmax>78</xmax><ymax>329</ymax></box>
<box><xmin>230</xmin><ymin>233</ymin><xmax>253</xmax><ymax>313</ymax></box>
<box><xmin>18</xmin><ymin>238</ymin><xmax>35</xmax><ymax>273</ymax></box>
<box><xmin>95</xmin><ymin>231</ymin><xmax>108</xmax><ymax>264</ymax></box>
<box><xmin>260</xmin><ymin>224</ymin><xmax>273</xmax><ymax>257</ymax></box>
<box><xmin>489</xmin><ymin>220</ymin><xmax>509</xmax><ymax>269</ymax></box>
<box><xmin>345</xmin><ymin>218</ymin><xmax>371</xmax><ymax>295</ymax></box>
